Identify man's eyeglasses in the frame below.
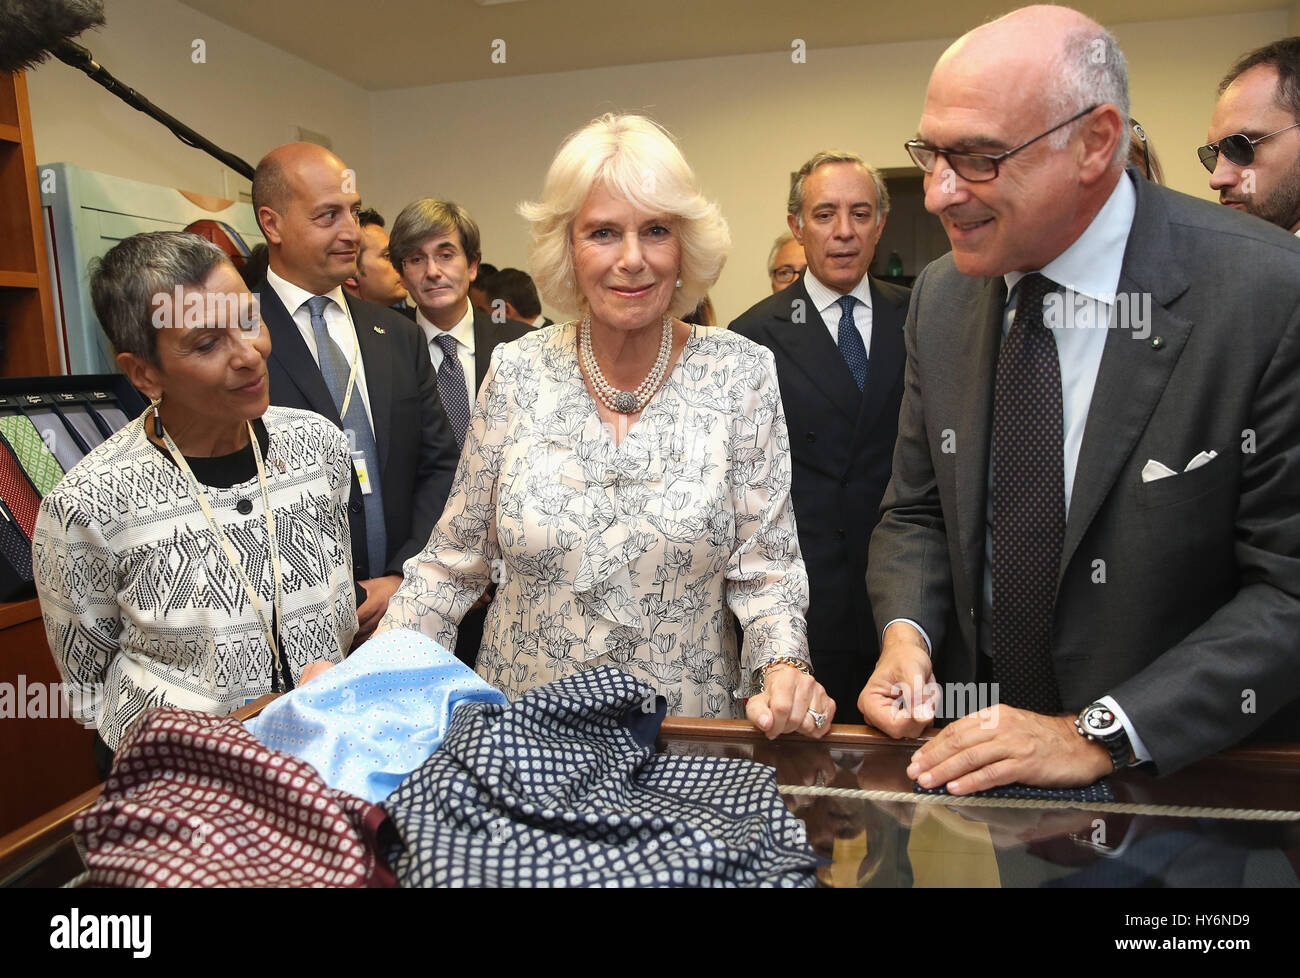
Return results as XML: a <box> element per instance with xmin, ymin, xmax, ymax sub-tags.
<box><xmin>769</xmin><ymin>264</ymin><xmax>805</xmax><ymax>284</ymax></box>
<box><xmin>1196</xmin><ymin>121</ymin><xmax>1300</xmax><ymax>172</ymax></box>
<box><xmin>904</xmin><ymin>104</ymin><xmax>1100</xmax><ymax>183</ymax></box>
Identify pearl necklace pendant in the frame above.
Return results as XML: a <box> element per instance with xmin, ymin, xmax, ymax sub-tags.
<box><xmin>580</xmin><ymin>313</ymin><xmax>673</xmax><ymax>415</ymax></box>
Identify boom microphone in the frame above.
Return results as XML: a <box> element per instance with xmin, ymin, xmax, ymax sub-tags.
<box><xmin>0</xmin><ymin>0</ymin><xmax>105</xmax><ymax>75</ymax></box>
<box><xmin>0</xmin><ymin>0</ymin><xmax>254</xmax><ymax>179</ymax></box>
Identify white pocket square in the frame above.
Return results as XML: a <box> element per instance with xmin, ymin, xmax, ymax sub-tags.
<box><xmin>1141</xmin><ymin>450</ymin><xmax>1218</xmax><ymax>483</ymax></box>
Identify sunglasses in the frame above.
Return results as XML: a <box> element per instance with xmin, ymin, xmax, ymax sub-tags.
<box><xmin>1197</xmin><ymin>121</ymin><xmax>1300</xmax><ymax>172</ymax></box>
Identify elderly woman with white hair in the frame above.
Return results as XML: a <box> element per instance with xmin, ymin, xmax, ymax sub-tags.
<box><xmin>379</xmin><ymin>114</ymin><xmax>833</xmax><ymax>738</ymax></box>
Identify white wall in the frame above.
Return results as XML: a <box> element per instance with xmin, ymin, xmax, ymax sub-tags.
<box><xmin>369</xmin><ymin>9</ymin><xmax>1289</xmax><ymax>323</ymax></box>
<box><xmin>25</xmin><ymin>0</ymin><xmax>375</xmax><ymax>206</ymax></box>
<box><xmin>22</xmin><ymin>3</ymin><xmax>1290</xmax><ymax>323</ymax></box>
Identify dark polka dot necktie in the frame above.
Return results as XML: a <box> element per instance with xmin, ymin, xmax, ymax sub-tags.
<box><xmin>836</xmin><ymin>295</ymin><xmax>869</xmax><ymax>391</ymax></box>
<box><xmin>433</xmin><ymin>332</ymin><xmax>471</xmax><ymax>449</ymax></box>
<box><xmin>991</xmin><ymin>273</ymin><xmax>1065</xmax><ymax>715</ymax></box>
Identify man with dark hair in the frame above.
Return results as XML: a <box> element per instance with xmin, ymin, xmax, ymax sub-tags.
<box><xmin>344</xmin><ymin>207</ymin><xmax>409</xmax><ymax>310</ymax></box>
<box><xmin>864</xmin><ymin>7</ymin><xmax>1300</xmax><ymax>790</ymax></box>
<box><xmin>729</xmin><ymin>150</ymin><xmax>910</xmax><ymax>723</ymax></box>
<box><xmin>1203</xmin><ymin>37</ymin><xmax>1300</xmax><ymax>234</ymax></box>
<box><xmin>468</xmin><ymin>262</ymin><xmax>499</xmax><ymax>313</ymax></box>
<box><xmin>388</xmin><ymin>199</ymin><xmax>531</xmax><ymax>666</ymax></box>
<box><xmin>480</xmin><ymin>267</ymin><xmax>551</xmax><ymax>328</ymax></box>
<box><xmin>252</xmin><ymin>144</ymin><xmax>458</xmax><ymax>646</ymax></box>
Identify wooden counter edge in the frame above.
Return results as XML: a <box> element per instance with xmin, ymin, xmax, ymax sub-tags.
<box><xmin>3</xmin><ymin>706</ymin><xmax>1296</xmax><ymax>882</ymax></box>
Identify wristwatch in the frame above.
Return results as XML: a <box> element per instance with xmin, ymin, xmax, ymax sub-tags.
<box><xmin>1075</xmin><ymin>702</ymin><xmax>1132</xmax><ymax>771</ymax></box>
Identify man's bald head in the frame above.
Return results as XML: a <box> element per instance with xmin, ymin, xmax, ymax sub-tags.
<box><xmin>917</xmin><ymin>5</ymin><xmax>1129</xmax><ymax>277</ymax></box>
<box><xmin>252</xmin><ymin>143</ymin><xmax>347</xmax><ymax>227</ymax></box>
<box><xmin>254</xmin><ymin>143</ymin><xmax>363</xmax><ymax>294</ymax></box>
<box><xmin>934</xmin><ymin>6</ymin><xmax>1129</xmax><ymax>165</ymax></box>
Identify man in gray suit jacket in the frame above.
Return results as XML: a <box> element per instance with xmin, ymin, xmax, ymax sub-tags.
<box><xmin>862</xmin><ymin>7</ymin><xmax>1300</xmax><ymax>790</ymax></box>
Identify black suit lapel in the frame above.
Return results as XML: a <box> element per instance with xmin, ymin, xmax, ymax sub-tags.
<box><xmin>955</xmin><ymin>277</ymin><xmax>1005</xmax><ymax>598</ymax></box>
<box><xmin>348</xmin><ymin>295</ymin><xmax>394</xmax><ymax>470</ymax></box>
<box><xmin>260</xmin><ymin>284</ymin><xmax>341</xmax><ymax>424</ymax></box>
<box><xmin>471</xmin><ymin>308</ymin><xmax>493</xmax><ymax>393</ymax></box>
<box><xmin>852</xmin><ymin>277</ymin><xmax>906</xmax><ymax>438</ymax></box>
<box><xmin>1059</xmin><ymin>175</ymin><xmax>1192</xmax><ymax>582</ymax></box>
<box><xmin>761</xmin><ymin>278</ymin><xmax>861</xmax><ymax>421</ymax></box>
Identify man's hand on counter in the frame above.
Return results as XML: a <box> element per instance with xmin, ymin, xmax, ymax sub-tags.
<box><xmin>906</xmin><ymin>706</ymin><xmax>1113</xmax><ymax>794</ymax></box>
<box><xmin>858</xmin><ymin>621</ymin><xmax>937</xmax><ymax>738</ymax></box>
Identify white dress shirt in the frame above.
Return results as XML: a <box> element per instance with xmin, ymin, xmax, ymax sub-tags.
<box><xmin>803</xmin><ymin>269</ymin><xmax>874</xmax><ymax>356</ymax></box>
<box><xmin>416</xmin><ymin>301</ymin><xmax>477</xmax><ymax>409</ymax></box>
<box><xmin>264</xmin><ymin>267</ymin><xmax>375</xmax><ymax>436</ymax></box>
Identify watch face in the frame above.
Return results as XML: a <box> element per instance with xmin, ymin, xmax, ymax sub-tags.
<box><xmin>1083</xmin><ymin>705</ymin><xmax>1121</xmax><ymax>738</ymax></box>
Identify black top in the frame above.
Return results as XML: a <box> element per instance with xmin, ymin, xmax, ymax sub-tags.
<box><xmin>150</xmin><ymin>417</ymin><xmax>270</xmax><ymax>487</ymax></box>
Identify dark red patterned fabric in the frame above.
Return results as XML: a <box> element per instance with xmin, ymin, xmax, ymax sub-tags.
<box><xmin>75</xmin><ymin>708</ymin><xmax>395</xmax><ymax>887</ymax></box>
<box><xmin>0</xmin><ymin>443</ymin><xmax>39</xmax><ymax>539</ymax></box>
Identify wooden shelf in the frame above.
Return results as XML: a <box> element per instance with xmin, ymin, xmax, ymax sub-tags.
<box><xmin>0</xmin><ymin>598</ymin><xmax>39</xmax><ymax>631</ymax></box>
<box><xmin>0</xmin><ymin>270</ymin><xmax>37</xmax><ymax>289</ymax></box>
<box><xmin>0</xmin><ymin>69</ymin><xmax>82</xmax><ymax>839</ymax></box>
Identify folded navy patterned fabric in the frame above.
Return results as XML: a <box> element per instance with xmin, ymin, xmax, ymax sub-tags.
<box><xmin>913</xmin><ymin>779</ymin><xmax>1115</xmax><ymax>802</ymax></box>
<box><xmin>382</xmin><ymin>665</ymin><xmax>819</xmax><ymax>887</ymax></box>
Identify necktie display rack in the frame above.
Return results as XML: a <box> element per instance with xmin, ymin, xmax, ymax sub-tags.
<box><xmin>0</xmin><ymin>375</ymin><xmax>146</xmax><ymax>601</ymax></box>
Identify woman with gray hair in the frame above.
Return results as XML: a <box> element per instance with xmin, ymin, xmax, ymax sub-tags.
<box><xmin>380</xmin><ymin>114</ymin><xmax>834</xmax><ymax>737</ymax></box>
<box><xmin>33</xmin><ymin>231</ymin><xmax>355</xmax><ymax>778</ymax></box>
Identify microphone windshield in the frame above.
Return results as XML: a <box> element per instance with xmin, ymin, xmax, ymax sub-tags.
<box><xmin>0</xmin><ymin>0</ymin><xmax>105</xmax><ymax>74</ymax></box>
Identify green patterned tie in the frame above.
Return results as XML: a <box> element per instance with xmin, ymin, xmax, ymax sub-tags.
<box><xmin>0</xmin><ymin>414</ymin><xmax>65</xmax><ymax>497</ymax></box>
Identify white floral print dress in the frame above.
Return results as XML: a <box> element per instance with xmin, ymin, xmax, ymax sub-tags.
<box><xmin>378</xmin><ymin>322</ymin><xmax>810</xmax><ymax>718</ymax></box>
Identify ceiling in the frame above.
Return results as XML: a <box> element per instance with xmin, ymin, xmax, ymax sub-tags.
<box><xmin>177</xmin><ymin>0</ymin><xmax>1288</xmax><ymax>90</ymax></box>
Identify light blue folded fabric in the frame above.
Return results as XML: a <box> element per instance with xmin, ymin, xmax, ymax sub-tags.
<box><xmin>245</xmin><ymin>630</ymin><xmax>508</xmax><ymax>803</ymax></box>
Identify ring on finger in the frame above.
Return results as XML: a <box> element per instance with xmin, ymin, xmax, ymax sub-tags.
<box><xmin>807</xmin><ymin>708</ymin><xmax>827</xmax><ymax>729</ymax></box>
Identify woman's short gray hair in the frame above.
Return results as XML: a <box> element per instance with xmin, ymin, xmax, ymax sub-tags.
<box><xmin>1049</xmin><ymin>26</ymin><xmax>1131</xmax><ymax>166</ymax></box>
<box><xmin>518</xmin><ymin>114</ymin><xmax>731</xmax><ymax>319</ymax></box>
<box><xmin>90</xmin><ymin>231</ymin><xmax>228</xmax><ymax>365</ymax></box>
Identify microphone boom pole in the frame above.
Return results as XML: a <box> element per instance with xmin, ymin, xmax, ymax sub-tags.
<box><xmin>51</xmin><ymin>39</ymin><xmax>255</xmax><ymax>181</ymax></box>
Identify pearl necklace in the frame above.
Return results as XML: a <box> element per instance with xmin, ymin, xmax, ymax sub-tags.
<box><xmin>579</xmin><ymin>313</ymin><xmax>673</xmax><ymax>414</ymax></box>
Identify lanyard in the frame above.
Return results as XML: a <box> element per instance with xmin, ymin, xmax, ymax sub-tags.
<box><xmin>151</xmin><ymin>407</ymin><xmax>284</xmax><ymax>677</ymax></box>
<box><xmin>340</xmin><ymin>334</ymin><xmax>359</xmax><ymax>420</ymax></box>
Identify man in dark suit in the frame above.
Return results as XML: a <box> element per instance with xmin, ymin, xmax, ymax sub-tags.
<box><xmin>1204</xmin><ymin>37</ymin><xmax>1300</xmax><ymax>236</ymax></box>
<box><xmin>862</xmin><ymin>6</ymin><xmax>1300</xmax><ymax>790</ymax></box>
<box><xmin>730</xmin><ymin>151</ymin><xmax>910</xmax><ymax>724</ymax></box>
<box><xmin>342</xmin><ymin>208</ymin><xmax>412</xmax><ymax>313</ymax></box>
<box><xmin>388</xmin><ymin>198</ymin><xmax>532</xmax><ymax>666</ymax></box>
<box><xmin>252</xmin><ymin>144</ymin><xmax>458</xmax><ymax>646</ymax></box>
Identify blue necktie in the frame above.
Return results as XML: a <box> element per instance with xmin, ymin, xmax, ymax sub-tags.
<box><xmin>433</xmin><ymin>333</ymin><xmax>471</xmax><ymax>449</ymax></box>
<box><xmin>836</xmin><ymin>295</ymin><xmax>868</xmax><ymax>391</ymax></box>
<box><xmin>305</xmin><ymin>296</ymin><xmax>387</xmax><ymax>574</ymax></box>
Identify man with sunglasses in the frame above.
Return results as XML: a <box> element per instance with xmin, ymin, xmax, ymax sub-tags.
<box><xmin>861</xmin><ymin>6</ymin><xmax>1300</xmax><ymax>791</ymax></box>
<box><xmin>1204</xmin><ymin>37</ymin><xmax>1300</xmax><ymax>234</ymax></box>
